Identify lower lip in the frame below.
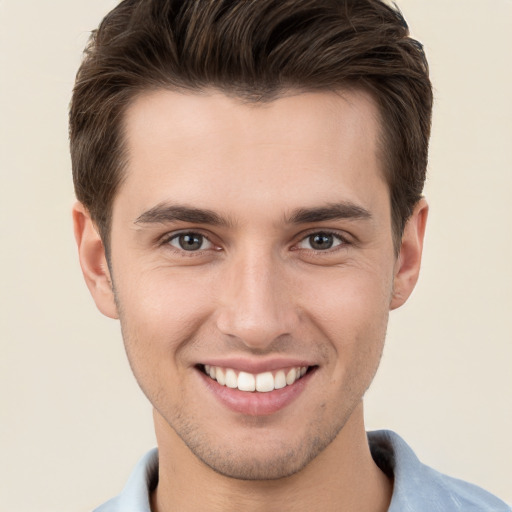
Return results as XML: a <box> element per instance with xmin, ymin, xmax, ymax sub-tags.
<box><xmin>198</xmin><ymin>369</ymin><xmax>315</xmax><ymax>416</ymax></box>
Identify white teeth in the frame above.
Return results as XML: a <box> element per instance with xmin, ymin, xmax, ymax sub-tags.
<box><xmin>274</xmin><ymin>370</ymin><xmax>286</xmax><ymax>389</ymax></box>
<box><xmin>225</xmin><ymin>369</ymin><xmax>238</xmax><ymax>389</ymax></box>
<box><xmin>256</xmin><ymin>372</ymin><xmax>274</xmax><ymax>392</ymax></box>
<box><xmin>216</xmin><ymin>367</ymin><xmax>226</xmax><ymax>386</ymax></box>
<box><xmin>203</xmin><ymin>365</ymin><xmax>309</xmax><ymax>392</ymax></box>
<box><xmin>238</xmin><ymin>372</ymin><xmax>256</xmax><ymax>392</ymax></box>
<box><xmin>286</xmin><ymin>368</ymin><xmax>297</xmax><ymax>385</ymax></box>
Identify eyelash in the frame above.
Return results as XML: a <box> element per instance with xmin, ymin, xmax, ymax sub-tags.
<box><xmin>294</xmin><ymin>230</ymin><xmax>350</xmax><ymax>253</ymax></box>
<box><xmin>158</xmin><ymin>229</ymin><xmax>351</xmax><ymax>255</ymax></box>
<box><xmin>159</xmin><ymin>230</ymin><xmax>217</xmax><ymax>255</ymax></box>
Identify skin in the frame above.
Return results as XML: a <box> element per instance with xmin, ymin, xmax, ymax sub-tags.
<box><xmin>74</xmin><ymin>89</ymin><xmax>427</xmax><ymax>511</ymax></box>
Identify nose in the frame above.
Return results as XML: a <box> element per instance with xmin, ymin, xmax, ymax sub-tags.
<box><xmin>215</xmin><ymin>248</ymin><xmax>300</xmax><ymax>350</ymax></box>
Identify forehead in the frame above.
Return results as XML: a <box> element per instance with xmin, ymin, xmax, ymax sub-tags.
<box><xmin>116</xmin><ymin>88</ymin><xmax>387</xmax><ymax>222</ymax></box>
<box><xmin>123</xmin><ymin>88</ymin><xmax>382</xmax><ymax>156</ymax></box>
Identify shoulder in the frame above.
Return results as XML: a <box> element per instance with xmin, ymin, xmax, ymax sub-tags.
<box><xmin>368</xmin><ymin>430</ymin><xmax>511</xmax><ymax>512</ymax></box>
<box><xmin>93</xmin><ymin>448</ymin><xmax>158</xmax><ymax>512</ymax></box>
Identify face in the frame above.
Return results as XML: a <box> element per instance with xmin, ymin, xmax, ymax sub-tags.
<box><xmin>75</xmin><ymin>89</ymin><xmax>426</xmax><ymax>480</ymax></box>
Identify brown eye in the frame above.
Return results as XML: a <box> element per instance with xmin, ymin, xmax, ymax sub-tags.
<box><xmin>168</xmin><ymin>233</ymin><xmax>212</xmax><ymax>251</ymax></box>
<box><xmin>297</xmin><ymin>232</ymin><xmax>344</xmax><ymax>251</ymax></box>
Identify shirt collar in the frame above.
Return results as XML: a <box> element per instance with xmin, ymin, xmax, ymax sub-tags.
<box><xmin>95</xmin><ymin>431</ymin><xmax>510</xmax><ymax>511</ymax></box>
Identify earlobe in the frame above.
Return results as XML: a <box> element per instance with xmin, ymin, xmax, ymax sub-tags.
<box><xmin>72</xmin><ymin>202</ymin><xmax>119</xmax><ymax>319</ymax></box>
<box><xmin>390</xmin><ymin>198</ymin><xmax>428</xmax><ymax>311</ymax></box>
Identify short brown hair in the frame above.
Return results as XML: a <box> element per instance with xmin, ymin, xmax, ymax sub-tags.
<box><xmin>70</xmin><ymin>0</ymin><xmax>433</xmax><ymax>252</ymax></box>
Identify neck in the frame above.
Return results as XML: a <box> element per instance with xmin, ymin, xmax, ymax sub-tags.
<box><xmin>151</xmin><ymin>403</ymin><xmax>392</xmax><ymax>512</ymax></box>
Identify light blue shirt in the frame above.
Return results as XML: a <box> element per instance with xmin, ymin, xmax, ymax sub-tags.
<box><xmin>94</xmin><ymin>430</ymin><xmax>510</xmax><ymax>511</ymax></box>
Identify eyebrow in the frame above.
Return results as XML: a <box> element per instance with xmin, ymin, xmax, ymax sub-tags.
<box><xmin>287</xmin><ymin>202</ymin><xmax>372</xmax><ymax>224</ymax></box>
<box><xmin>134</xmin><ymin>201</ymin><xmax>372</xmax><ymax>228</ymax></box>
<box><xmin>134</xmin><ymin>203</ymin><xmax>232</xmax><ymax>227</ymax></box>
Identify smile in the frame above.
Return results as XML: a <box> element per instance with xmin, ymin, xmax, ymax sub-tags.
<box><xmin>202</xmin><ymin>365</ymin><xmax>309</xmax><ymax>392</ymax></box>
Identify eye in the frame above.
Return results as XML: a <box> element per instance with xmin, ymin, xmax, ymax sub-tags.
<box><xmin>297</xmin><ymin>231</ymin><xmax>345</xmax><ymax>251</ymax></box>
<box><xmin>167</xmin><ymin>232</ymin><xmax>213</xmax><ymax>251</ymax></box>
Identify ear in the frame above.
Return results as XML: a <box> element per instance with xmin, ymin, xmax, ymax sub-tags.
<box><xmin>72</xmin><ymin>202</ymin><xmax>119</xmax><ymax>319</ymax></box>
<box><xmin>390</xmin><ymin>198</ymin><xmax>428</xmax><ymax>310</ymax></box>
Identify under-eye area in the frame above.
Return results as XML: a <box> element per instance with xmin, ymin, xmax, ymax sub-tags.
<box><xmin>198</xmin><ymin>365</ymin><xmax>317</xmax><ymax>393</ymax></box>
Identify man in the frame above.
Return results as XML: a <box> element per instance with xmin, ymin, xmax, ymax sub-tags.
<box><xmin>70</xmin><ymin>0</ymin><xmax>510</xmax><ymax>510</ymax></box>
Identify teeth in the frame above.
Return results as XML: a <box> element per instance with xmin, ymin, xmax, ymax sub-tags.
<box><xmin>286</xmin><ymin>368</ymin><xmax>297</xmax><ymax>385</ymax></box>
<box><xmin>255</xmin><ymin>372</ymin><xmax>274</xmax><ymax>392</ymax></box>
<box><xmin>225</xmin><ymin>369</ymin><xmax>238</xmax><ymax>389</ymax></box>
<box><xmin>216</xmin><ymin>367</ymin><xmax>226</xmax><ymax>386</ymax></box>
<box><xmin>238</xmin><ymin>372</ymin><xmax>256</xmax><ymax>391</ymax></box>
<box><xmin>274</xmin><ymin>370</ymin><xmax>286</xmax><ymax>390</ymax></box>
<box><xmin>203</xmin><ymin>365</ymin><xmax>309</xmax><ymax>392</ymax></box>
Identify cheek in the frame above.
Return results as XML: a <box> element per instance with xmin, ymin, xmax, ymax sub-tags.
<box><xmin>114</xmin><ymin>268</ymin><xmax>217</xmax><ymax>368</ymax></box>
<box><xmin>298</xmin><ymin>265</ymin><xmax>393</xmax><ymax>385</ymax></box>
<box><xmin>114</xmin><ymin>276</ymin><xmax>209</xmax><ymax>411</ymax></box>
<box><xmin>301</xmin><ymin>265</ymin><xmax>393</xmax><ymax>334</ymax></box>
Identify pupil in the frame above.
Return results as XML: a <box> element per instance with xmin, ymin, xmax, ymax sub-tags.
<box><xmin>180</xmin><ymin>234</ymin><xmax>202</xmax><ymax>251</ymax></box>
<box><xmin>311</xmin><ymin>233</ymin><xmax>333</xmax><ymax>250</ymax></box>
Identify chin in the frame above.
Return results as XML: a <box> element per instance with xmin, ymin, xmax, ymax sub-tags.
<box><xmin>195</xmin><ymin>447</ymin><xmax>319</xmax><ymax>481</ymax></box>
<box><xmin>177</xmin><ymin>421</ymin><xmax>340</xmax><ymax>481</ymax></box>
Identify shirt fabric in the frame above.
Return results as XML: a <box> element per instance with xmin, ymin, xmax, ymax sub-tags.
<box><xmin>93</xmin><ymin>430</ymin><xmax>510</xmax><ymax>511</ymax></box>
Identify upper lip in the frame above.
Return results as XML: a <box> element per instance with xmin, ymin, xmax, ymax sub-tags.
<box><xmin>198</xmin><ymin>357</ymin><xmax>315</xmax><ymax>374</ymax></box>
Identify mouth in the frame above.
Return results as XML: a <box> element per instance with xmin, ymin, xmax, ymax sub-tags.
<box><xmin>199</xmin><ymin>364</ymin><xmax>314</xmax><ymax>393</ymax></box>
<box><xmin>196</xmin><ymin>362</ymin><xmax>318</xmax><ymax>416</ymax></box>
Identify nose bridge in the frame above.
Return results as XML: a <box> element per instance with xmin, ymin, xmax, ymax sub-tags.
<box><xmin>216</xmin><ymin>244</ymin><xmax>298</xmax><ymax>348</ymax></box>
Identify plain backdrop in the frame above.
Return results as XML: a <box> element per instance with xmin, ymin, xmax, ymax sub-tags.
<box><xmin>1</xmin><ymin>0</ymin><xmax>511</xmax><ymax>510</ymax></box>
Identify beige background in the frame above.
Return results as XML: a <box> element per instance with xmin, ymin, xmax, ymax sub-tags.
<box><xmin>1</xmin><ymin>0</ymin><xmax>511</xmax><ymax>510</ymax></box>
